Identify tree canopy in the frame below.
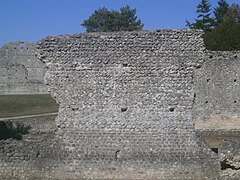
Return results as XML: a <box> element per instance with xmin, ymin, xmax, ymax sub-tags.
<box><xmin>81</xmin><ymin>5</ymin><xmax>144</xmax><ymax>32</ymax></box>
<box><xmin>213</xmin><ymin>0</ymin><xmax>229</xmax><ymax>26</ymax></box>
<box><xmin>188</xmin><ymin>0</ymin><xmax>240</xmax><ymax>51</ymax></box>
<box><xmin>187</xmin><ymin>0</ymin><xmax>214</xmax><ymax>31</ymax></box>
<box><xmin>204</xmin><ymin>3</ymin><xmax>240</xmax><ymax>50</ymax></box>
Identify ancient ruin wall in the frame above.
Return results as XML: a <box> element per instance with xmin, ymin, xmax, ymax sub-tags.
<box><xmin>0</xmin><ymin>115</ymin><xmax>59</xmax><ymax>179</ymax></box>
<box><xmin>195</xmin><ymin>51</ymin><xmax>240</xmax><ymax>120</ymax></box>
<box><xmin>194</xmin><ymin>52</ymin><xmax>240</xmax><ymax>148</ymax></box>
<box><xmin>36</xmin><ymin>30</ymin><xmax>219</xmax><ymax>179</ymax></box>
<box><xmin>0</xmin><ymin>42</ymin><xmax>48</xmax><ymax>94</ymax></box>
<box><xmin>1</xmin><ymin>30</ymin><xmax>240</xmax><ymax>179</ymax></box>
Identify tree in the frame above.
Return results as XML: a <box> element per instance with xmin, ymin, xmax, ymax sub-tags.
<box><xmin>213</xmin><ymin>0</ymin><xmax>229</xmax><ymax>26</ymax></box>
<box><xmin>81</xmin><ymin>5</ymin><xmax>144</xmax><ymax>32</ymax></box>
<box><xmin>187</xmin><ymin>0</ymin><xmax>214</xmax><ymax>31</ymax></box>
<box><xmin>81</xmin><ymin>7</ymin><xmax>113</xmax><ymax>32</ymax></box>
<box><xmin>188</xmin><ymin>0</ymin><xmax>240</xmax><ymax>50</ymax></box>
<box><xmin>204</xmin><ymin>20</ymin><xmax>240</xmax><ymax>50</ymax></box>
<box><xmin>224</xmin><ymin>3</ymin><xmax>240</xmax><ymax>23</ymax></box>
<box><xmin>204</xmin><ymin>4</ymin><xmax>240</xmax><ymax>50</ymax></box>
<box><xmin>118</xmin><ymin>5</ymin><xmax>143</xmax><ymax>31</ymax></box>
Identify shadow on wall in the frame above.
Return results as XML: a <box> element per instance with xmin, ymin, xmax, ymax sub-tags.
<box><xmin>0</xmin><ymin>121</ymin><xmax>31</xmax><ymax>140</ymax></box>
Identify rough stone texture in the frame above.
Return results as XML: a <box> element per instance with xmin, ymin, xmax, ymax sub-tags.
<box><xmin>35</xmin><ymin>30</ymin><xmax>219</xmax><ymax>179</ymax></box>
<box><xmin>219</xmin><ymin>140</ymin><xmax>240</xmax><ymax>169</ymax></box>
<box><xmin>194</xmin><ymin>51</ymin><xmax>240</xmax><ymax>120</ymax></box>
<box><xmin>0</xmin><ymin>42</ymin><xmax>48</xmax><ymax>94</ymax></box>
<box><xmin>0</xmin><ymin>115</ymin><xmax>62</xmax><ymax>179</ymax></box>
<box><xmin>219</xmin><ymin>140</ymin><xmax>240</xmax><ymax>180</ymax></box>
<box><xmin>1</xmin><ymin>30</ymin><xmax>240</xmax><ymax>179</ymax></box>
<box><xmin>194</xmin><ymin>52</ymin><xmax>240</xmax><ymax>148</ymax></box>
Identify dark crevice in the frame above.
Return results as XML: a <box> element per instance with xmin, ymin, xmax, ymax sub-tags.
<box><xmin>122</xmin><ymin>62</ymin><xmax>128</xmax><ymax>67</ymax></box>
<box><xmin>169</xmin><ymin>107</ymin><xmax>175</xmax><ymax>112</ymax></box>
<box><xmin>211</xmin><ymin>148</ymin><xmax>218</xmax><ymax>154</ymax></box>
<box><xmin>121</xmin><ymin>107</ymin><xmax>128</xmax><ymax>112</ymax></box>
<box><xmin>36</xmin><ymin>151</ymin><xmax>40</xmax><ymax>158</ymax></box>
<box><xmin>72</xmin><ymin>107</ymin><xmax>79</xmax><ymax>111</ymax></box>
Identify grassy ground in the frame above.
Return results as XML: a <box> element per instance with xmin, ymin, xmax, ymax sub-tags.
<box><xmin>0</xmin><ymin>94</ymin><xmax>59</xmax><ymax>118</ymax></box>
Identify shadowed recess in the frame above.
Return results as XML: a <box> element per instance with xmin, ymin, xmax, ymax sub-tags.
<box><xmin>0</xmin><ymin>121</ymin><xmax>31</xmax><ymax>140</ymax></box>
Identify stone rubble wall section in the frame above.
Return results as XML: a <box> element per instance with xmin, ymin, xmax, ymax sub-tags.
<box><xmin>0</xmin><ymin>116</ymin><xmax>62</xmax><ymax>179</ymax></box>
<box><xmin>2</xmin><ymin>30</ymin><xmax>240</xmax><ymax>179</ymax></box>
<box><xmin>0</xmin><ymin>42</ymin><xmax>48</xmax><ymax>94</ymax></box>
<box><xmin>194</xmin><ymin>51</ymin><xmax>240</xmax><ymax>120</ymax></box>
<box><xmin>35</xmin><ymin>30</ymin><xmax>219</xmax><ymax>179</ymax></box>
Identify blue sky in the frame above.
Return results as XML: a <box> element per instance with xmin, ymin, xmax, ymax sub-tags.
<box><xmin>0</xmin><ymin>0</ymin><xmax>239</xmax><ymax>45</ymax></box>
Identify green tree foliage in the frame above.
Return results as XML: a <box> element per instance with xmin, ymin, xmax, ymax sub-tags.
<box><xmin>224</xmin><ymin>3</ymin><xmax>240</xmax><ymax>22</ymax></box>
<box><xmin>204</xmin><ymin>3</ymin><xmax>240</xmax><ymax>50</ymax></box>
<box><xmin>188</xmin><ymin>0</ymin><xmax>240</xmax><ymax>50</ymax></box>
<box><xmin>81</xmin><ymin>5</ymin><xmax>144</xmax><ymax>32</ymax></box>
<box><xmin>213</xmin><ymin>0</ymin><xmax>229</xmax><ymax>26</ymax></box>
<box><xmin>187</xmin><ymin>0</ymin><xmax>214</xmax><ymax>31</ymax></box>
<box><xmin>81</xmin><ymin>7</ymin><xmax>112</xmax><ymax>32</ymax></box>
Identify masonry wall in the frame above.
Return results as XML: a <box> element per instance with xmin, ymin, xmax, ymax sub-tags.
<box><xmin>0</xmin><ymin>115</ymin><xmax>60</xmax><ymax>179</ymax></box>
<box><xmin>35</xmin><ymin>30</ymin><xmax>219</xmax><ymax>179</ymax></box>
<box><xmin>3</xmin><ymin>30</ymin><xmax>239</xmax><ymax>179</ymax></box>
<box><xmin>194</xmin><ymin>51</ymin><xmax>240</xmax><ymax>120</ymax></box>
<box><xmin>0</xmin><ymin>42</ymin><xmax>48</xmax><ymax>94</ymax></box>
<box><xmin>194</xmin><ymin>52</ymin><xmax>240</xmax><ymax>148</ymax></box>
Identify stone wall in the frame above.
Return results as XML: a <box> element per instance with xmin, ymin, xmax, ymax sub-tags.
<box><xmin>0</xmin><ymin>42</ymin><xmax>48</xmax><ymax>94</ymax></box>
<box><xmin>0</xmin><ymin>115</ymin><xmax>59</xmax><ymax>179</ymax></box>
<box><xmin>194</xmin><ymin>51</ymin><xmax>240</xmax><ymax>120</ymax></box>
<box><xmin>1</xmin><ymin>30</ymin><xmax>240</xmax><ymax>179</ymax></box>
<box><xmin>194</xmin><ymin>52</ymin><xmax>240</xmax><ymax>148</ymax></box>
<box><xmin>36</xmin><ymin>30</ymin><xmax>219</xmax><ymax>179</ymax></box>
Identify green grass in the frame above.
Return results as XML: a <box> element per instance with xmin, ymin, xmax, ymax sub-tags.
<box><xmin>0</xmin><ymin>94</ymin><xmax>59</xmax><ymax>118</ymax></box>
